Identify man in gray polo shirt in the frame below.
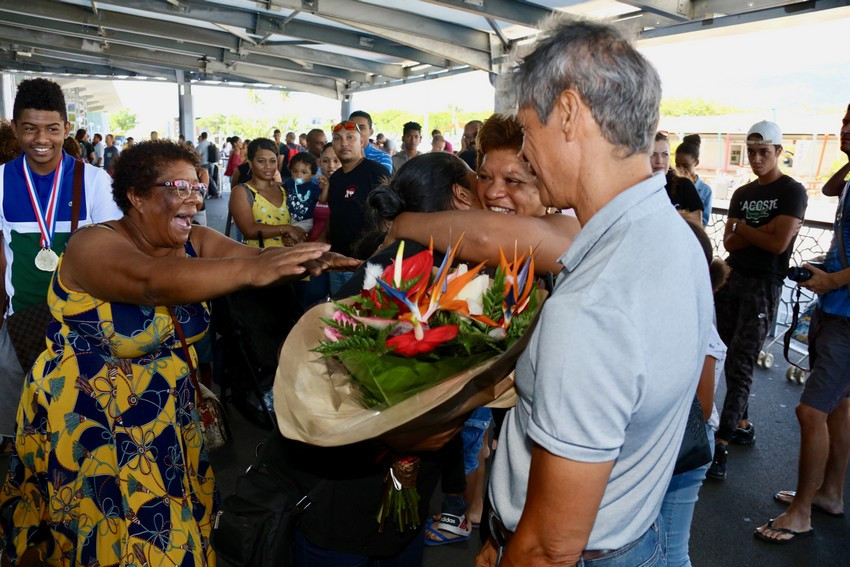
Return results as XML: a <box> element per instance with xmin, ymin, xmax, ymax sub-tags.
<box><xmin>477</xmin><ymin>17</ymin><xmax>713</xmax><ymax>567</ymax></box>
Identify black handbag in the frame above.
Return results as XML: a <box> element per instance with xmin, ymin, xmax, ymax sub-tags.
<box><xmin>6</xmin><ymin>159</ymin><xmax>84</xmax><ymax>372</ymax></box>
<box><xmin>673</xmin><ymin>395</ymin><xmax>712</xmax><ymax>475</ymax></box>
<box><xmin>212</xmin><ymin>438</ymin><xmax>320</xmax><ymax>567</ymax></box>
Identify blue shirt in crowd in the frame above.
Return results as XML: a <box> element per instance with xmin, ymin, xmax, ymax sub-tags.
<box><xmin>821</xmin><ymin>180</ymin><xmax>850</xmax><ymax>317</ymax></box>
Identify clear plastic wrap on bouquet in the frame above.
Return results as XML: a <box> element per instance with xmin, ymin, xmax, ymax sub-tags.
<box><xmin>272</xmin><ymin>292</ymin><xmax>544</xmax><ymax>447</ymax></box>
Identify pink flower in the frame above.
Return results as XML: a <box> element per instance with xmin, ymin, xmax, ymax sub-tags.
<box><xmin>325</xmin><ymin>310</ymin><xmax>360</xmax><ymax>342</ymax></box>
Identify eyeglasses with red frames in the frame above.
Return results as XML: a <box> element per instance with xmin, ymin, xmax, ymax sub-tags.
<box><xmin>156</xmin><ymin>180</ymin><xmax>207</xmax><ymax>199</ymax></box>
<box><xmin>332</xmin><ymin>121</ymin><xmax>362</xmax><ymax>133</ymax></box>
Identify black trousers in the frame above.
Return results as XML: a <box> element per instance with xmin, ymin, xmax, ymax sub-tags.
<box><xmin>715</xmin><ymin>270</ymin><xmax>780</xmax><ymax>442</ymax></box>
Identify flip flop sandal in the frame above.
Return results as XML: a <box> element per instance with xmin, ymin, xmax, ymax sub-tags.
<box><xmin>754</xmin><ymin>519</ymin><xmax>814</xmax><ymax>545</ymax></box>
<box><xmin>773</xmin><ymin>490</ymin><xmax>845</xmax><ymax>518</ymax></box>
<box><xmin>424</xmin><ymin>514</ymin><xmax>472</xmax><ymax>546</ymax></box>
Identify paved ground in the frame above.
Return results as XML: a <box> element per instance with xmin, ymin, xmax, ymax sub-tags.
<box><xmin>2</xmin><ymin>193</ymin><xmax>846</xmax><ymax>566</ymax></box>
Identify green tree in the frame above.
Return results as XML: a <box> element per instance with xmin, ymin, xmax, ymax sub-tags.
<box><xmin>660</xmin><ymin>98</ymin><xmax>741</xmax><ymax>117</ymax></box>
<box><xmin>109</xmin><ymin>109</ymin><xmax>138</xmax><ymax>134</ymax></box>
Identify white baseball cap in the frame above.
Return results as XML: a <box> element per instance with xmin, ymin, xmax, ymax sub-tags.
<box><xmin>747</xmin><ymin>121</ymin><xmax>782</xmax><ymax>146</ymax></box>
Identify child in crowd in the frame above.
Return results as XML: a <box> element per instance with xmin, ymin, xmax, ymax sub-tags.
<box><xmin>284</xmin><ymin>152</ymin><xmax>321</xmax><ymax>234</ymax></box>
<box><xmin>285</xmin><ymin>152</ymin><xmax>326</xmax><ymax>308</ymax></box>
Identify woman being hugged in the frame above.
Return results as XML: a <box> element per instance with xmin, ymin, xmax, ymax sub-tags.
<box><xmin>229</xmin><ymin>138</ymin><xmax>305</xmax><ymax>247</ymax></box>
<box><xmin>0</xmin><ymin>141</ymin><xmax>354</xmax><ymax>567</ymax></box>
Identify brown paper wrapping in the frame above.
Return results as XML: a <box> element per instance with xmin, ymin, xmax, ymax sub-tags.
<box><xmin>273</xmin><ymin>291</ymin><xmax>543</xmax><ymax>446</ymax></box>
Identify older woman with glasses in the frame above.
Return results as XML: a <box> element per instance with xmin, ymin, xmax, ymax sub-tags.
<box><xmin>0</xmin><ymin>140</ymin><xmax>357</xmax><ymax>567</ymax></box>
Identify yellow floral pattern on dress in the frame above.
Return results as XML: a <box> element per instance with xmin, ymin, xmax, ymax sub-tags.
<box><xmin>0</xmin><ymin>239</ymin><xmax>217</xmax><ymax>567</ymax></box>
<box><xmin>242</xmin><ymin>183</ymin><xmax>291</xmax><ymax>248</ymax></box>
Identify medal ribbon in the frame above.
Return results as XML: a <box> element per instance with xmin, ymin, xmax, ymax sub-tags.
<box><xmin>21</xmin><ymin>156</ymin><xmax>63</xmax><ymax>250</ymax></box>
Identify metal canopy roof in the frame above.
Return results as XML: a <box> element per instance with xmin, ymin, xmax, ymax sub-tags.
<box><xmin>0</xmin><ymin>0</ymin><xmax>848</xmax><ymax>100</ymax></box>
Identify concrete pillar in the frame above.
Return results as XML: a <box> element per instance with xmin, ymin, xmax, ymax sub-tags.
<box><xmin>340</xmin><ymin>95</ymin><xmax>352</xmax><ymax>122</ymax></box>
<box><xmin>0</xmin><ymin>73</ymin><xmax>15</xmax><ymax>120</ymax></box>
<box><xmin>492</xmin><ymin>69</ymin><xmax>516</xmax><ymax>115</ymax></box>
<box><xmin>176</xmin><ymin>70</ymin><xmax>194</xmax><ymax>140</ymax></box>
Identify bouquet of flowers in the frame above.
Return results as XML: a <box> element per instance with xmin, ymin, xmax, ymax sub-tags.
<box><xmin>314</xmin><ymin>237</ymin><xmax>539</xmax><ymax>408</ymax></box>
<box><xmin>273</xmin><ymin>237</ymin><xmax>545</xmax><ymax>532</ymax></box>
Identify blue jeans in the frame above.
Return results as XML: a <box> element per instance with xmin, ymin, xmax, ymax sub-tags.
<box><xmin>329</xmin><ymin>271</ymin><xmax>355</xmax><ymax>297</ymax></box>
<box><xmin>294</xmin><ymin>530</ymin><xmax>425</xmax><ymax>567</ymax></box>
<box><xmin>575</xmin><ymin>514</ymin><xmax>666</xmax><ymax>567</ymax></box>
<box><xmin>660</xmin><ymin>424</ymin><xmax>714</xmax><ymax>567</ymax></box>
<box><xmin>461</xmin><ymin>407</ymin><xmax>492</xmax><ymax>474</ymax></box>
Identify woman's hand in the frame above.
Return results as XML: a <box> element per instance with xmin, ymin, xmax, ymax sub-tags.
<box><xmin>248</xmin><ymin>243</ymin><xmax>329</xmax><ymax>286</ymax></box>
<box><xmin>281</xmin><ymin>225</ymin><xmax>307</xmax><ymax>245</ymax></box>
<box><xmin>302</xmin><ymin>252</ymin><xmax>361</xmax><ymax>276</ymax></box>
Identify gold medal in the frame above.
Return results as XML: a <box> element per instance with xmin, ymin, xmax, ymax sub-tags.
<box><xmin>35</xmin><ymin>248</ymin><xmax>59</xmax><ymax>272</ymax></box>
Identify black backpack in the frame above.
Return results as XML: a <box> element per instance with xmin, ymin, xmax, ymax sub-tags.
<box><xmin>208</xmin><ymin>142</ymin><xmax>219</xmax><ymax>164</ymax></box>
<box><xmin>212</xmin><ymin>436</ymin><xmax>319</xmax><ymax>567</ymax></box>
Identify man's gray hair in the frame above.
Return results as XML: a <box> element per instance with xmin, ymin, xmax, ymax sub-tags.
<box><xmin>512</xmin><ymin>16</ymin><xmax>661</xmax><ymax>157</ymax></box>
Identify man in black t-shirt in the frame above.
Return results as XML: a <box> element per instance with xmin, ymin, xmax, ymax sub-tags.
<box><xmin>708</xmin><ymin>121</ymin><xmax>808</xmax><ymax>481</ymax></box>
<box><xmin>324</xmin><ymin>120</ymin><xmax>387</xmax><ymax>294</ymax></box>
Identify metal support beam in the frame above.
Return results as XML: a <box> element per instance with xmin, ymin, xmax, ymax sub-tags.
<box><xmin>0</xmin><ymin>10</ymin><xmax>372</xmax><ymax>83</ymax></box>
<box><xmin>486</xmin><ymin>18</ymin><xmax>510</xmax><ymax>50</ymax></box>
<box><xmin>619</xmin><ymin>1</ymin><xmax>692</xmax><ymax>22</ymax></box>
<box><xmin>203</xmin><ymin>61</ymin><xmax>340</xmax><ymax>99</ymax></box>
<box><xmin>641</xmin><ymin>0</ymin><xmax>850</xmax><ymax>39</ymax></box>
<box><xmin>176</xmin><ymin>70</ymin><xmax>194</xmax><ymax>141</ymax></box>
<box><xmin>0</xmin><ymin>23</ymin><xmax>341</xmax><ymax>99</ymax></box>
<box><xmin>423</xmin><ymin>0</ymin><xmax>554</xmax><ymax>28</ymax></box>
<box><xmin>329</xmin><ymin>19</ymin><xmax>491</xmax><ymax>71</ymax></box>
<box><xmin>343</xmin><ymin>67</ymin><xmax>474</xmax><ymax>95</ymax></box>
<box><xmin>691</xmin><ymin>0</ymin><xmax>814</xmax><ymax>19</ymax></box>
<box><xmin>241</xmin><ymin>43</ymin><xmax>403</xmax><ymax>79</ymax></box>
<box><xmin>269</xmin><ymin>0</ymin><xmax>490</xmax><ymax>52</ymax></box>
<box><xmin>0</xmin><ymin>2</ymin><xmax>406</xmax><ymax>79</ymax></box>
<box><xmin>95</xmin><ymin>0</ymin><xmax>452</xmax><ymax>68</ymax></box>
<box><xmin>340</xmin><ymin>95</ymin><xmax>352</xmax><ymax>123</ymax></box>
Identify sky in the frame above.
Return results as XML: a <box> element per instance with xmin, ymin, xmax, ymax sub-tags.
<box><xmin>108</xmin><ymin>7</ymin><xmax>850</xmax><ymax>138</ymax></box>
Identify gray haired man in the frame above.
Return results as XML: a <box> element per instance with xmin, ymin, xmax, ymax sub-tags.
<box><xmin>477</xmin><ymin>17</ymin><xmax>713</xmax><ymax>567</ymax></box>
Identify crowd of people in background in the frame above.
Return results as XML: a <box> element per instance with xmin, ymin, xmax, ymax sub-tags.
<box><xmin>0</xmin><ymin>14</ymin><xmax>849</xmax><ymax>567</ymax></box>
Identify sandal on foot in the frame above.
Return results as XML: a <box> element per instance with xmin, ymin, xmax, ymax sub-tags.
<box><xmin>774</xmin><ymin>490</ymin><xmax>845</xmax><ymax>518</ymax></box>
<box><xmin>754</xmin><ymin>519</ymin><xmax>814</xmax><ymax>545</ymax></box>
<box><xmin>424</xmin><ymin>513</ymin><xmax>472</xmax><ymax>546</ymax></box>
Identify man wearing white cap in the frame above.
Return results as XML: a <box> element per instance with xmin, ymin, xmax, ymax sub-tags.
<box><xmin>708</xmin><ymin>120</ymin><xmax>808</xmax><ymax>481</ymax></box>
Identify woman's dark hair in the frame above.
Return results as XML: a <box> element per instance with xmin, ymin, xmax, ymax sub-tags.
<box><xmin>357</xmin><ymin>153</ymin><xmax>471</xmax><ymax>258</ymax></box>
<box><xmin>676</xmin><ymin>134</ymin><xmax>701</xmax><ymax>161</ymax></box>
<box><xmin>13</xmin><ymin>78</ymin><xmax>67</xmax><ymax>122</ymax></box>
<box><xmin>476</xmin><ymin>113</ymin><xmax>524</xmax><ymax>171</ymax></box>
<box><xmin>368</xmin><ymin>153</ymin><xmax>471</xmax><ymax>221</ymax></box>
<box><xmin>654</xmin><ymin>131</ymin><xmax>669</xmax><ymax>142</ymax></box>
<box><xmin>62</xmin><ymin>136</ymin><xmax>81</xmax><ymax>160</ymax></box>
<box><xmin>321</xmin><ymin>142</ymin><xmax>334</xmax><ymax>153</ymax></box>
<box><xmin>289</xmin><ymin>152</ymin><xmax>318</xmax><ymax>175</ymax></box>
<box><xmin>685</xmin><ymin>218</ymin><xmax>729</xmax><ymax>292</ymax></box>
<box><xmin>0</xmin><ymin>121</ymin><xmax>20</xmax><ymax>164</ymax></box>
<box><xmin>247</xmin><ymin>137</ymin><xmax>278</xmax><ymax>161</ymax></box>
<box><xmin>111</xmin><ymin>140</ymin><xmax>200</xmax><ymax>213</ymax></box>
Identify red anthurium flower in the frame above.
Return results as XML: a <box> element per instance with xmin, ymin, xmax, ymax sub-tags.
<box><xmin>382</xmin><ymin>248</ymin><xmax>434</xmax><ymax>297</ymax></box>
<box><xmin>386</xmin><ymin>325</ymin><xmax>459</xmax><ymax>357</ymax></box>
